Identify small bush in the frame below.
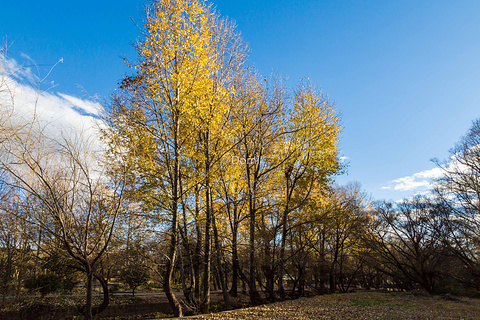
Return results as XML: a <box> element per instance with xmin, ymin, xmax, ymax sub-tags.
<box><xmin>24</xmin><ymin>273</ymin><xmax>62</xmax><ymax>297</ymax></box>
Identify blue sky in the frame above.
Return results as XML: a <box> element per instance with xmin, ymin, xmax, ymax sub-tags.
<box><xmin>2</xmin><ymin>0</ymin><xmax>480</xmax><ymax>201</ymax></box>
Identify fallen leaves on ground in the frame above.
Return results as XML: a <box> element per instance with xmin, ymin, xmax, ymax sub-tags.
<box><xmin>188</xmin><ymin>291</ymin><xmax>480</xmax><ymax>320</ymax></box>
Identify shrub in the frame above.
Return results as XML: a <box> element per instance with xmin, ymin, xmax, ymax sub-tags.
<box><xmin>24</xmin><ymin>273</ymin><xmax>62</xmax><ymax>297</ymax></box>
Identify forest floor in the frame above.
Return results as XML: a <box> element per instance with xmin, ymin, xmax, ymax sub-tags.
<box><xmin>163</xmin><ymin>291</ymin><xmax>480</xmax><ymax>320</ymax></box>
<box><xmin>3</xmin><ymin>290</ymin><xmax>480</xmax><ymax>319</ymax></box>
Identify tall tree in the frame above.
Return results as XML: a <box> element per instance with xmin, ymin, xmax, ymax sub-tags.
<box><xmin>277</xmin><ymin>81</ymin><xmax>341</xmax><ymax>299</ymax></box>
<box><xmin>191</xmin><ymin>13</ymin><xmax>247</xmax><ymax>312</ymax></box>
<box><xmin>106</xmin><ymin>0</ymin><xmax>230</xmax><ymax>316</ymax></box>
<box><xmin>230</xmin><ymin>76</ymin><xmax>287</xmax><ymax>304</ymax></box>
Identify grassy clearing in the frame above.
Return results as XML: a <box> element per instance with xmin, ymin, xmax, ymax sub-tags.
<box><xmin>186</xmin><ymin>291</ymin><xmax>480</xmax><ymax>320</ymax></box>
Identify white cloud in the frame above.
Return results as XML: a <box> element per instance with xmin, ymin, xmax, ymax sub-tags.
<box><xmin>381</xmin><ymin>158</ymin><xmax>470</xmax><ymax>194</ymax></box>
<box><xmin>382</xmin><ymin>167</ymin><xmax>442</xmax><ymax>192</ymax></box>
<box><xmin>340</xmin><ymin>156</ymin><xmax>350</xmax><ymax>163</ymax></box>
<box><xmin>0</xmin><ymin>54</ymin><xmax>103</xmax><ymax>146</ymax></box>
<box><xmin>387</xmin><ymin>177</ymin><xmax>429</xmax><ymax>191</ymax></box>
<box><xmin>412</xmin><ymin>167</ymin><xmax>444</xmax><ymax>179</ymax></box>
<box><xmin>58</xmin><ymin>93</ymin><xmax>102</xmax><ymax>117</ymax></box>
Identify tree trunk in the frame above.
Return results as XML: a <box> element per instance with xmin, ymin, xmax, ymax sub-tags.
<box><xmin>247</xmin><ymin>170</ymin><xmax>262</xmax><ymax>305</ymax></box>
<box><xmin>92</xmin><ymin>272</ymin><xmax>110</xmax><ymax>316</ymax></box>
<box><xmin>248</xmin><ymin>197</ymin><xmax>261</xmax><ymax>304</ymax></box>
<box><xmin>163</xmin><ymin>224</ymin><xmax>182</xmax><ymax>316</ymax></box>
<box><xmin>164</xmin><ymin>218</ymin><xmax>182</xmax><ymax>317</ymax></box>
<box><xmin>180</xmin><ymin>177</ymin><xmax>195</xmax><ymax>303</ymax></box>
<box><xmin>194</xmin><ymin>185</ymin><xmax>202</xmax><ymax>303</ymax></box>
<box><xmin>230</xmin><ymin>223</ymin><xmax>239</xmax><ymax>296</ymax></box>
<box><xmin>85</xmin><ymin>267</ymin><xmax>93</xmax><ymax>320</ymax></box>
<box><xmin>178</xmin><ymin>240</ymin><xmax>189</xmax><ymax>302</ymax></box>
<box><xmin>297</xmin><ymin>265</ymin><xmax>305</xmax><ymax>296</ymax></box>
<box><xmin>329</xmin><ymin>270</ymin><xmax>336</xmax><ymax>293</ymax></box>
<box><xmin>278</xmin><ymin>175</ymin><xmax>293</xmax><ymax>301</ymax></box>
<box><xmin>278</xmin><ymin>209</ymin><xmax>288</xmax><ymax>300</ymax></box>
<box><xmin>163</xmin><ymin>113</ymin><xmax>183</xmax><ymax>317</ymax></box>
<box><xmin>201</xmin><ymin>163</ymin><xmax>212</xmax><ymax>312</ymax></box>
<box><xmin>213</xmin><ymin>214</ymin><xmax>231</xmax><ymax>309</ymax></box>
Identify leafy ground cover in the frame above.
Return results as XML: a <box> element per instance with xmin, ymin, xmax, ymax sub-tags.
<box><xmin>182</xmin><ymin>291</ymin><xmax>480</xmax><ymax>320</ymax></box>
<box><xmin>3</xmin><ymin>291</ymin><xmax>480</xmax><ymax>319</ymax></box>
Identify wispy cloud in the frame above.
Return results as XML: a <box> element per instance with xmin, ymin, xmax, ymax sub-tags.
<box><xmin>57</xmin><ymin>93</ymin><xmax>102</xmax><ymax>117</ymax></box>
<box><xmin>1</xmin><ymin>54</ymin><xmax>103</xmax><ymax>142</ymax></box>
<box><xmin>1</xmin><ymin>51</ymin><xmax>39</xmax><ymax>85</ymax></box>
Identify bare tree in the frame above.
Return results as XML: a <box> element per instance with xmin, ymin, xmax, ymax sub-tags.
<box><xmin>0</xmin><ymin>123</ymin><xmax>127</xmax><ymax>319</ymax></box>
<box><xmin>366</xmin><ymin>198</ymin><xmax>447</xmax><ymax>294</ymax></box>
<box><xmin>435</xmin><ymin>118</ymin><xmax>480</xmax><ymax>289</ymax></box>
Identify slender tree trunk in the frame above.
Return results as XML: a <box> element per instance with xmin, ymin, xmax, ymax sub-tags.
<box><xmin>213</xmin><ymin>263</ymin><xmax>220</xmax><ymax>291</ymax></box>
<box><xmin>230</xmin><ymin>222</ymin><xmax>239</xmax><ymax>296</ymax></box>
<box><xmin>193</xmin><ymin>185</ymin><xmax>202</xmax><ymax>304</ymax></box>
<box><xmin>163</xmin><ymin>215</ymin><xmax>182</xmax><ymax>317</ymax></box>
<box><xmin>202</xmin><ymin>188</ymin><xmax>211</xmax><ymax>312</ymax></box>
<box><xmin>246</xmin><ymin>165</ymin><xmax>262</xmax><ymax>305</ymax></box>
<box><xmin>248</xmin><ymin>189</ymin><xmax>261</xmax><ymax>304</ymax></box>
<box><xmin>213</xmin><ymin>214</ymin><xmax>231</xmax><ymax>309</ymax></box>
<box><xmin>180</xmin><ymin>175</ymin><xmax>195</xmax><ymax>303</ymax></box>
<box><xmin>163</xmin><ymin>114</ymin><xmax>183</xmax><ymax>317</ymax></box>
<box><xmin>179</xmin><ymin>227</ymin><xmax>193</xmax><ymax>301</ymax></box>
<box><xmin>85</xmin><ymin>267</ymin><xmax>93</xmax><ymax>320</ymax></box>
<box><xmin>297</xmin><ymin>265</ymin><xmax>305</xmax><ymax>296</ymax></box>
<box><xmin>278</xmin><ymin>208</ymin><xmax>288</xmax><ymax>300</ymax></box>
<box><xmin>178</xmin><ymin>240</ymin><xmax>189</xmax><ymax>301</ymax></box>
<box><xmin>330</xmin><ymin>236</ymin><xmax>340</xmax><ymax>293</ymax></box>
<box><xmin>329</xmin><ymin>265</ymin><xmax>336</xmax><ymax>293</ymax></box>
<box><xmin>278</xmin><ymin>173</ymin><xmax>298</xmax><ymax>301</ymax></box>
<box><xmin>202</xmin><ymin>133</ymin><xmax>212</xmax><ymax>313</ymax></box>
<box><xmin>35</xmin><ymin>227</ymin><xmax>42</xmax><ymax>277</ymax></box>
